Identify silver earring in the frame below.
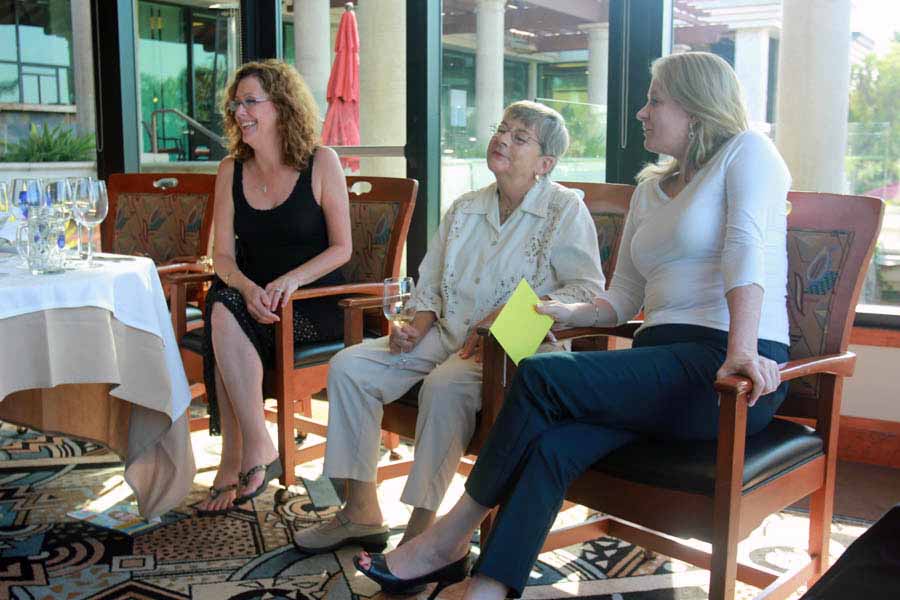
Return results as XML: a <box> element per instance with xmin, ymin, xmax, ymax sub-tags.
<box><xmin>688</xmin><ymin>121</ymin><xmax>696</xmax><ymax>140</ymax></box>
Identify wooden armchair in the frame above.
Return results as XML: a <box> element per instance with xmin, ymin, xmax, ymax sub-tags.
<box><xmin>476</xmin><ymin>192</ymin><xmax>884</xmax><ymax>600</ymax></box>
<box><xmin>105</xmin><ymin>172</ymin><xmax>217</xmax><ymax>387</ymax></box>
<box><xmin>168</xmin><ymin>176</ymin><xmax>417</xmax><ymax>489</ymax></box>
<box><xmin>339</xmin><ymin>181</ymin><xmax>635</xmax><ymax>481</ymax></box>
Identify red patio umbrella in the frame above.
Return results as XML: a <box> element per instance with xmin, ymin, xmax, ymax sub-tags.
<box><xmin>322</xmin><ymin>3</ymin><xmax>360</xmax><ymax>171</ymax></box>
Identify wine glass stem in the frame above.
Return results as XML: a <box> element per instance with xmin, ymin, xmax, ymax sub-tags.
<box><xmin>86</xmin><ymin>226</ymin><xmax>94</xmax><ymax>267</ymax></box>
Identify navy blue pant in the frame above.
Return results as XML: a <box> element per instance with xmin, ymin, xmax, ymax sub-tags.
<box><xmin>464</xmin><ymin>324</ymin><xmax>789</xmax><ymax>597</ymax></box>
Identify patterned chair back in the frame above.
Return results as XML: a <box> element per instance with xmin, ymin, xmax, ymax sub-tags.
<box><xmin>779</xmin><ymin>192</ymin><xmax>883</xmax><ymax>418</ymax></box>
<box><xmin>341</xmin><ymin>176</ymin><xmax>418</xmax><ymax>284</ymax></box>
<box><xmin>558</xmin><ymin>181</ymin><xmax>635</xmax><ymax>286</ymax></box>
<box><xmin>104</xmin><ymin>173</ymin><xmax>216</xmax><ymax>264</ymax></box>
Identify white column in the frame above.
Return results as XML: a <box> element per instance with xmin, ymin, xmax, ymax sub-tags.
<box><xmin>735</xmin><ymin>27</ymin><xmax>770</xmax><ymax>124</ymax></box>
<box><xmin>70</xmin><ymin>0</ymin><xmax>95</xmax><ymax>136</ymax></box>
<box><xmin>357</xmin><ymin>0</ymin><xmax>406</xmax><ymax>177</ymax></box>
<box><xmin>527</xmin><ymin>62</ymin><xmax>538</xmax><ymax>101</ymax></box>
<box><xmin>775</xmin><ymin>0</ymin><xmax>852</xmax><ymax>193</ymax></box>
<box><xmin>580</xmin><ymin>23</ymin><xmax>609</xmax><ymax>107</ymax></box>
<box><xmin>293</xmin><ymin>0</ymin><xmax>331</xmax><ymax>120</ymax></box>
<box><xmin>475</xmin><ymin>0</ymin><xmax>505</xmax><ymax>149</ymax></box>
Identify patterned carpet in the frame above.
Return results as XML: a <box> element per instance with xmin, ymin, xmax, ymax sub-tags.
<box><xmin>0</xmin><ymin>423</ymin><xmax>868</xmax><ymax>600</ymax></box>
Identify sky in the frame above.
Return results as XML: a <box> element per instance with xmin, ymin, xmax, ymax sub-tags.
<box><xmin>851</xmin><ymin>0</ymin><xmax>900</xmax><ymax>54</ymax></box>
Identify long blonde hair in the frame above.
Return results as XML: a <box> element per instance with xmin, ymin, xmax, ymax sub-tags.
<box><xmin>636</xmin><ymin>52</ymin><xmax>748</xmax><ymax>184</ymax></box>
<box><xmin>222</xmin><ymin>59</ymin><xmax>320</xmax><ymax>171</ymax></box>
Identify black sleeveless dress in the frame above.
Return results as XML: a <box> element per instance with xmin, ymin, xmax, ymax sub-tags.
<box><xmin>202</xmin><ymin>156</ymin><xmax>344</xmax><ymax>434</ymax></box>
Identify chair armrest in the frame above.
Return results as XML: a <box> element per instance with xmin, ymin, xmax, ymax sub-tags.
<box><xmin>713</xmin><ymin>351</ymin><xmax>857</xmax><ymax>396</ymax></box>
<box><xmin>286</xmin><ymin>282</ymin><xmax>385</xmax><ymax>302</ymax></box>
<box><xmin>157</xmin><ymin>261</ymin><xmax>208</xmax><ymax>275</ymax></box>
<box><xmin>162</xmin><ymin>271</ymin><xmax>217</xmax><ymax>286</ymax></box>
<box><xmin>338</xmin><ymin>295</ymin><xmax>384</xmax><ymax>310</ymax></box>
<box><xmin>476</xmin><ymin>321</ymin><xmax>642</xmax><ymax>341</ymax></box>
<box><xmin>338</xmin><ymin>290</ymin><xmax>390</xmax><ymax>346</ymax></box>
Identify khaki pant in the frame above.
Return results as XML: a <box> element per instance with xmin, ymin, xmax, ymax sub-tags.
<box><xmin>324</xmin><ymin>327</ymin><xmax>482</xmax><ymax>511</ymax></box>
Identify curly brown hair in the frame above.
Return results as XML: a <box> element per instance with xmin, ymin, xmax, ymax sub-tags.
<box><xmin>222</xmin><ymin>59</ymin><xmax>320</xmax><ymax>171</ymax></box>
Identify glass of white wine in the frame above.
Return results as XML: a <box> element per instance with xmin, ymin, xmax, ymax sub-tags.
<box><xmin>72</xmin><ymin>179</ymin><xmax>109</xmax><ymax>268</ymax></box>
<box><xmin>383</xmin><ymin>276</ymin><xmax>416</xmax><ymax>365</ymax></box>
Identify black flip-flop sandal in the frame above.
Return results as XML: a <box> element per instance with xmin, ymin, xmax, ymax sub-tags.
<box><xmin>196</xmin><ymin>483</ymin><xmax>238</xmax><ymax>516</ymax></box>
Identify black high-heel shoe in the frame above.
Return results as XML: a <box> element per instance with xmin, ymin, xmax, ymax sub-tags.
<box><xmin>353</xmin><ymin>551</ymin><xmax>471</xmax><ymax>600</ymax></box>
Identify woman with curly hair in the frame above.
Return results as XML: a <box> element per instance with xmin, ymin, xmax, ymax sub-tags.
<box><xmin>196</xmin><ymin>59</ymin><xmax>352</xmax><ymax>515</ymax></box>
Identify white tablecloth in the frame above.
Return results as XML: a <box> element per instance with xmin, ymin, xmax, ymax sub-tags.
<box><xmin>0</xmin><ymin>253</ymin><xmax>195</xmax><ymax>517</ymax></box>
<box><xmin>0</xmin><ymin>254</ymin><xmax>191</xmax><ymax>419</ymax></box>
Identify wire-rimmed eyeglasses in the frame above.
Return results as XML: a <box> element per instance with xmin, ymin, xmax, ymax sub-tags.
<box><xmin>490</xmin><ymin>123</ymin><xmax>541</xmax><ymax>148</ymax></box>
<box><xmin>227</xmin><ymin>97</ymin><xmax>271</xmax><ymax>113</ymax></box>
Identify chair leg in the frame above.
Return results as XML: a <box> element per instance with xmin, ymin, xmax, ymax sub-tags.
<box><xmin>807</xmin><ymin>480</ymin><xmax>836</xmax><ymax>584</ymax></box>
<box><xmin>277</xmin><ymin>395</ymin><xmax>297</xmax><ymax>487</ymax></box>
<box><xmin>382</xmin><ymin>431</ymin><xmax>401</xmax><ymax>460</ymax></box>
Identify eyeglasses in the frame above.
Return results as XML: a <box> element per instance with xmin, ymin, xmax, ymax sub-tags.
<box><xmin>227</xmin><ymin>97</ymin><xmax>271</xmax><ymax>113</ymax></box>
<box><xmin>490</xmin><ymin>123</ymin><xmax>541</xmax><ymax>148</ymax></box>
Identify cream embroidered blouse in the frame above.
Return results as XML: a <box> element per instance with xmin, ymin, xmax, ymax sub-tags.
<box><xmin>410</xmin><ymin>177</ymin><xmax>605</xmax><ymax>352</ymax></box>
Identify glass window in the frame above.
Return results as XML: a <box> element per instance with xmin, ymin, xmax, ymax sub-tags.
<box><xmin>138</xmin><ymin>1</ymin><xmax>238</xmax><ymax>165</ymax></box>
<box><xmin>0</xmin><ymin>0</ymin><xmax>73</xmax><ymax>105</ymax></box>
<box><xmin>282</xmin><ymin>2</ymin><xmax>407</xmax><ymax>179</ymax></box>
<box><xmin>0</xmin><ymin>62</ymin><xmax>18</xmax><ymax>101</ymax></box>
<box><xmin>671</xmin><ymin>1</ymin><xmax>900</xmax><ymax>311</ymax></box>
<box><xmin>441</xmin><ymin>0</ymin><xmax>610</xmax><ymax>210</ymax></box>
<box><xmin>0</xmin><ymin>1</ymin><xmax>16</xmax><ymax>62</ymax></box>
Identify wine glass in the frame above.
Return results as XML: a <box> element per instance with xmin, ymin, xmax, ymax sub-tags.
<box><xmin>383</xmin><ymin>276</ymin><xmax>416</xmax><ymax>365</ymax></box>
<box><xmin>71</xmin><ymin>177</ymin><xmax>96</xmax><ymax>259</ymax></box>
<box><xmin>0</xmin><ymin>181</ymin><xmax>9</xmax><ymax>222</ymax></box>
<box><xmin>0</xmin><ymin>182</ymin><xmax>9</xmax><ymax>271</ymax></box>
<box><xmin>72</xmin><ymin>179</ymin><xmax>108</xmax><ymax>268</ymax></box>
<box><xmin>10</xmin><ymin>178</ymin><xmax>42</xmax><ymax>220</ymax></box>
<box><xmin>44</xmin><ymin>180</ymin><xmax>74</xmax><ymax>268</ymax></box>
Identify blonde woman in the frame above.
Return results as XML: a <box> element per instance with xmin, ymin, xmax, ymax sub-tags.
<box><xmin>354</xmin><ymin>52</ymin><xmax>791</xmax><ymax>600</ymax></box>
<box><xmin>196</xmin><ymin>60</ymin><xmax>352</xmax><ymax>515</ymax></box>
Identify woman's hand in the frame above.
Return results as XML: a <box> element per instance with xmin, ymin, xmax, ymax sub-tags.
<box><xmin>264</xmin><ymin>274</ymin><xmax>301</xmax><ymax>311</ymax></box>
<box><xmin>239</xmin><ymin>282</ymin><xmax>280</xmax><ymax>324</ymax></box>
<box><xmin>716</xmin><ymin>351</ymin><xmax>781</xmax><ymax>407</ymax></box>
<box><xmin>389</xmin><ymin>322</ymin><xmax>425</xmax><ymax>354</ymax></box>
<box><xmin>458</xmin><ymin>307</ymin><xmax>505</xmax><ymax>363</ymax></box>
<box><xmin>535</xmin><ymin>300</ymin><xmax>580</xmax><ymax>330</ymax></box>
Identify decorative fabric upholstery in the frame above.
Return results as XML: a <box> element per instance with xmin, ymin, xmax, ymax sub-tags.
<box><xmin>591</xmin><ymin>212</ymin><xmax>626</xmax><ymax>283</ymax></box>
<box><xmin>113</xmin><ymin>193</ymin><xmax>208</xmax><ymax>263</ymax></box>
<box><xmin>785</xmin><ymin>228</ymin><xmax>853</xmax><ymax>401</ymax></box>
<box><xmin>342</xmin><ymin>201</ymin><xmax>400</xmax><ymax>283</ymax></box>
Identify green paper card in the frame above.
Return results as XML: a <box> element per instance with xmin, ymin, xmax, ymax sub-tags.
<box><xmin>489</xmin><ymin>278</ymin><xmax>553</xmax><ymax>365</ymax></box>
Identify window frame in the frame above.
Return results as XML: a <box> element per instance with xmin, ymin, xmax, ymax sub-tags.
<box><xmin>0</xmin><ymin>0</ymin><xmax>75</xmax><ymax>106</ymax></box>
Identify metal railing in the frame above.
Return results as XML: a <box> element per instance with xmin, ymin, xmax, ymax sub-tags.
<box><xmin>149</xmin><ymin>108</ymin><xmax>226</xmax><ymax>154</ymax></box>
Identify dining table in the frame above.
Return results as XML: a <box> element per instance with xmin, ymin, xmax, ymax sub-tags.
<box><xmin>0</xmin><ymin>251</ymin><xmax>196</xmax><ymax>519</ymax></box>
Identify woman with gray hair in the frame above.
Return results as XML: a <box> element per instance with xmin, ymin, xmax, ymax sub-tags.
<box><xmin>355</xmin><ymin>52</ymin><xmax>791</xmax><ymax>600</ymax></box>
<box><xmin>293</xmin><ymin>100</ymin><xmax>605</xmax><ymax>554</ymax></box>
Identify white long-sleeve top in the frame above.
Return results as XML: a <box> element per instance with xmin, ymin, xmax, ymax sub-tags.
<box><xmin>410</xmin><ymin>177</ymin><xmax>605</xmax><ymax>353</ymax></box>
<box><xmin>606</xmin><ymin>130</ymin><xmax>791</xmax><ymax>345</ymax></box>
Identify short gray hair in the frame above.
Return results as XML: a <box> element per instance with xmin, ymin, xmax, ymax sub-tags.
<box><xmin>503</xmin><ymin>100</ymin><xmax>570</xmax><ymax>159</ymax></box>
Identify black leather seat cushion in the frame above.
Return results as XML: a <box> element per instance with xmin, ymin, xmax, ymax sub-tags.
<box><xmin>179</xmin><ymin>329</ymin><xmax>381</xmax><ymax>368</ymax></box>
<box><xmin>185</xmin><ymin>305</ymin><xmax>203</xmax><ymax>323</ymax></box>
<box><xmin>593</xmin><ymin>418</ymin><xmax>823</xmax><ymax>496</ymax></box>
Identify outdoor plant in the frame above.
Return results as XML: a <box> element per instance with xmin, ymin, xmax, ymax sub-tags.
<box><xmin>0</xmin><ymin>123</ymin><xmax>95</xmax><ymax>162</ymax></box>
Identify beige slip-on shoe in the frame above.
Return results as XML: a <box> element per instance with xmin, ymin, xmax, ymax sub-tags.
<box><xmin>293</xmin><ymin>512</ymin><xmax>390</xmax><ymax>554</ymax></box>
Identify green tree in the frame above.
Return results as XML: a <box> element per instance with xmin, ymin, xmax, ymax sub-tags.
<box><xmin>847</xmin><ymin>33</ymin><xmax>900</xmax><ymax>197</ymax></box>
